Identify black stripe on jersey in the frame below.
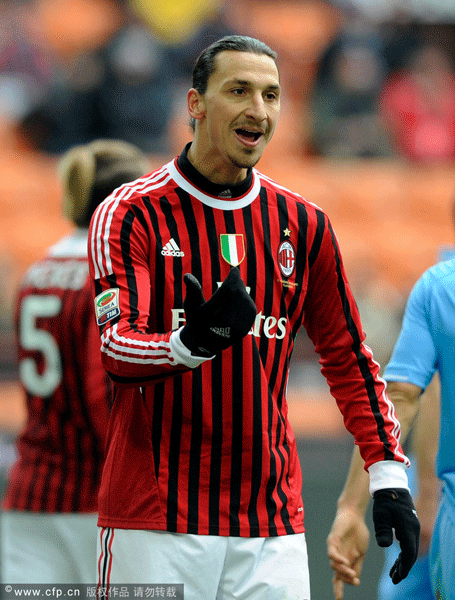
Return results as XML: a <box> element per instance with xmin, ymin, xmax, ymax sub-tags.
<box><xmin>120</xmin><ymin>209</ymin><xmax>140</xmax><ymax>330</ymax></box>
<box><xmin>229</xmin><ymin>343</ymin><xmax>244</xmax><ymax>535</ymax></box>
<box><xmin>142</xmin><ymin>197</ymin><xmax>165</xmax><ymax>330</ymax></box>
<box><xmin>150</xmin><ymin>382</ymin><xmax>164</xmax><ymax>483</ymax></box>
<box><xmin>177</xmin><ymin>189</ymin><xmax>203</xmax><ymax>281</ymax></box>
<box><xmin>327</xmin><ymin>221</ymin><xmax>394</xmax><ymax>460</ymax></box>
<box><xmin>160</xmin><ymin>194</ymin><xmax>184</xmax><ymax>308</ymax></box>
<box><xmin>132</xmin><ymin>203</ymin><xmax>150</xmax><ymax>237</ymax></box>
<box><xmin>187</xmin><ymin>370</ymin><xmax>203</xmax><ymax>534</ymax></box>
<box><xmin>242</xmin><ymin>203</ymin><xmax>257</xmax><ymax>303</ymax></box>
<box><xmin>308</xmin><ymin>209</ymin><xmax>325</xmax><ymax>270</ymax></box>
<box><xmin>247</xmin><ymin>344</ymin><xmax>263</xmax><ymax>534</ymax></box>
<box><xmin>208</xmin><ymin>355</ymin><xmax>223</xmax><ymax>535</ymax></box>
<box><xmin>100</xmin><ymin>528</ymin><xmax>112</xmax><ymax>586</ymax></box>
<box><xmin>166</xmin><ymin>375</ymin><xmax>183</xmax><ymax>531</ymax></box>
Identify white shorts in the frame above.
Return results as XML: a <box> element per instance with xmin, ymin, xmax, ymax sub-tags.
<box><xmin>2</xmin><ymin>511</ymin><xmax>98</xmax><ymax>583</ymax></box>
<box><xmin>97</xmin><ymin>528</ymin><xmax>311</xmax><ymax>600</ymax></box>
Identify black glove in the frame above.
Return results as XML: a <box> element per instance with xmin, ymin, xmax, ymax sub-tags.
<box><xmin>180</xmin><ymin>267</ymin><xmax>257</xmax><ymax>357</ymax></box>
<box><xmin>372</xmin><ymin>488</ymin><xmax>421</xmax><ymax>584</ymax></box>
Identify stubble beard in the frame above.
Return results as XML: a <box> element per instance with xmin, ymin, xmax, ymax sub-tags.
<box><xmin>230</xmin><ymin>146</ymin><xmax>262</xmax><ymax>170</ymax></box>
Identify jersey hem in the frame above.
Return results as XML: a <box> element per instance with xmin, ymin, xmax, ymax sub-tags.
<box><xmin>97</xmin><ymin>517</ymin><xmax>305</xmax><ymax>537</ymax></box>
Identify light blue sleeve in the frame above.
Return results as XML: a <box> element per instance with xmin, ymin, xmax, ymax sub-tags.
<box><xmin>383</xmin><ymin>273</ymin><xmax>437</xmax><ymax>391</ymax></box>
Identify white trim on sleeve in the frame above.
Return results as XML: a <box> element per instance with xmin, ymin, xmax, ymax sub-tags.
<box><xmin>368</xmin><ymin>460</ymin><xmax>410</xmax><ymax>496</ymax></box>
<box><xmin>169</xmin><ymin>328</ymin><xmax>215</xmax><ymax>369</ymax></box>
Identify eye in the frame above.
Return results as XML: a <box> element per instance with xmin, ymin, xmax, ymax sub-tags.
<box><xmin>232</xmin><ymin>88</ymin><xmax>246</xmax><ymax>95</ymax></box>
<box><xmin>265</xmin><ymin>91</ymin><xmax>279</xmax><ymax>101</ymax></box>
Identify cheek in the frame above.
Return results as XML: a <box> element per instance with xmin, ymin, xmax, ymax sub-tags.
<box><xmin>207</xmin><ymin>110</ymin><xmax>231</xmax><ymax>143</ymax></box>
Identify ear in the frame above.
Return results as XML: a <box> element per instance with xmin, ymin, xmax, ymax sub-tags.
<box><xmin>187</xmin><ymin>88</ymin><xmax>206</xmax><ymax>123</ymax></box>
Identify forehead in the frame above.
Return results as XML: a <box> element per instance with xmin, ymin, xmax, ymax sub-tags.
<box><xmin>208</xmin><ymin>50</ymin><xmax>280</xmax><ymax>90</ymax></box>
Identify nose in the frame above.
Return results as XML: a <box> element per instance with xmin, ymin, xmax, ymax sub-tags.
<box><xmin>244</xmin><ymin>92</ymin><xmax>267</xmax><ymax>122</ymax></box>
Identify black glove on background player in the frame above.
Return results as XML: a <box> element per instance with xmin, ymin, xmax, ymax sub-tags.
<box><xmin>372</xmin><ymin>488</ymin><xmax>421</xmax><ymax>584</ymax></box>
<box><xmin>180</xmin><ymin>267</ymin><xmax>257</xmax><ymax>357</ymax></box>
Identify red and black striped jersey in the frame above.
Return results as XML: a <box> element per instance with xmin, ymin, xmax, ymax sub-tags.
<box><xmin>2</xmin><ymin>230</ymin><xmax>111</xmax><ymax>513</ymax></box>
<box><xmin>88</xmin><ymin>145</ymin><xmax>409</xmax><ymax>536</ymax></box>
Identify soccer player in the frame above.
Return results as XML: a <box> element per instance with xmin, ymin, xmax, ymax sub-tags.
<box><xmin>89</xmin><ymin>36</ymin><xmax>419</xmax><ymax>598</ymax></box>
<box><xmin>1</xmin><ymin>140</ymin><xmax>150</xmax><ymax>583</ymax></box>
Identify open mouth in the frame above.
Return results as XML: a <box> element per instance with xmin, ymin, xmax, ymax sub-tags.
<box><xmin>235</xmin><ymin>128</ymin><xmax>263</xmax><ymax>144</ymax></box>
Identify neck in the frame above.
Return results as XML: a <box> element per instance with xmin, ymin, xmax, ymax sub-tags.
<box><xmin>187</xmin><ymin>139</ymin><xmax>248</xmax><ymax>185</ymax></box>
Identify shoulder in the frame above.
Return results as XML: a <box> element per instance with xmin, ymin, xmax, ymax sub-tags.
<box><xmin>94</xmin><ymin>161</ymin><xmax>173</xmax><ymax>218</ymax></box>
<box><xmin>407</xmin><ymin>259</ymin><xmax>455</xmax><ymax>309</ymax></box>
<box><xmin>420</xmin><ymin>258</ymin><xmax>455</xmax><ymax>288</ymax></box>
<box><xmin>254</xmin><ymin>169</ymin><xmax>325</xmax><ymax>214</ymax></box>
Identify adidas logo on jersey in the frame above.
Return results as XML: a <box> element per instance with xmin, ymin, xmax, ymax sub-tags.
<box><xmin>161</xmin><ymin>238</ymin><xmax>185</xmax><ymax>257</ymax></box>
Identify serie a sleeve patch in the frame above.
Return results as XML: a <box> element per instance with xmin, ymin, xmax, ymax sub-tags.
<box><xmin>94</xmin><ymin>288</ymin><xmax>120</xmax><ymax>325</ymax></box>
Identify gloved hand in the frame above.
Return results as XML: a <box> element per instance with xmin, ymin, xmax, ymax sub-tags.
<box><xmin>372</xmin><ymin>488</ymin><xmax>421</xmax><ymax>584</ymax></box>
<box><xmin>180</xmin><ymin>267</ymin><xmax>257</xmax><ymax>357</ymax></box>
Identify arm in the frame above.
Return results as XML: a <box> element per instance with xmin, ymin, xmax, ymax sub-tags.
<box><xmin>327</xmin><ymin>269</ymin><xmax>437</xmax><ymax>598</ymax></box>
<box><xmin>327</xmin><ymin>382</ymin><xmax>421</xmax><ymax>600</ymax></box>
<box><xmin>303</xmin><ymin>214</ymin><xmax>408</xmax><ymax>477</ymax></box>
<box><xmin>412</xmin><ymin>374</ymin><xmax>441</xmax><ymax>555</ymax></box>
<box><xmin>80</xmin><ymin>281</ymin><xmax>112</xmax><ymax>442</ymax></box>
<box><xmin>88</xmin><ymin>194</ymin><xmax>198</xmax><ymax>386</ymax></box>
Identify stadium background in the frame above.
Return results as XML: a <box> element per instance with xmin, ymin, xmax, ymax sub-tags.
<box><xmin>1</xmin><ymin>0</ymin><xmax>455</xmax><ymax>596</ymax></box>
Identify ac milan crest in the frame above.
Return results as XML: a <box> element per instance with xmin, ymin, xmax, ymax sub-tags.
<box><xmin>278</xmin><ymin>241</ymin><xmax>295</xmax><ymax>277</ymax></box>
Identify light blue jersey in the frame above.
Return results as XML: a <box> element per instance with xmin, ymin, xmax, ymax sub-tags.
<box><xmin>384</xmin><ymin>258</ymin><xmax>455</xmax><ymax>498</ymax></box>
<box><xmin>383</xmin><ymin>258</ymin><xmax>455</xmax><ymax>600</ymax></box>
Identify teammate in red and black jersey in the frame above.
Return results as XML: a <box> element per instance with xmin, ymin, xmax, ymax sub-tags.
<box><xmin>89</xmin><ymin>36</ymin><xmax>420</xmax><ymax>599</ymax></box>
<box><xmin>1</xmin><ymin>140</ymin><xmax>149</xmax><ymax>583</ymax></box>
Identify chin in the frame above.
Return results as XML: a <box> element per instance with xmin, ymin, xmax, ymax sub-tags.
<box><xmin>232</xmin><ymin>149</ymin><xmax>262</xmax><ymax>169</ymax></box>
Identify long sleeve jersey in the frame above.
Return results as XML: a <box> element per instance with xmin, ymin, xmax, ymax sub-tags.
<box><xmin>88</xmin><ymin>145</ymin><xmax>408</xmax><ymax>536</ymax></box>
<box><xmin>3</xmin><ymin>230</ymin><xmax>111</xmax><ymax>513</ymax></box>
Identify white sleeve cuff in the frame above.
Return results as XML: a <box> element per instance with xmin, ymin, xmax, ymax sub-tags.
<box><xmin>368</xmin><ymin>460</ymin><xmax>410</xmax><ymax>496</ymax></box>
<box><xmin>169</xmin><ymin>328</ymin><xmax>215</xmax><ymax>369</ymax></box>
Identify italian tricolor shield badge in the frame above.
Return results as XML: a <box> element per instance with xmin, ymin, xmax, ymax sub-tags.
<box><xmin>220</xmin><ymin>234</ymin><xmax>245</xmax><ymax>266</ymax></box>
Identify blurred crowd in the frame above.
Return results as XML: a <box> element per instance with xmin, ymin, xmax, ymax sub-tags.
<box><xmin>2</xmin><ymin>0</ymin><xmax>455</xmax><ymax>160</ymax></box>
<box><xmin>1</xmin><ymin>0</ymin><xmax>455</xmax><ymax>382</ymax></box>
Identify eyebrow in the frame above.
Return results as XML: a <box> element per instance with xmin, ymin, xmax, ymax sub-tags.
<box><xmin>227</xmin><ymin>79</ymin><xmax>281</xmax><ymax>91</ymax></box>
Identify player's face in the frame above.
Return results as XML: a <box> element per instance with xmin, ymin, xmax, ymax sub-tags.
<box><xmin>189</xmin><ymin>51</ymin><xmax>281</xmax><ymax>183</ymax></box>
